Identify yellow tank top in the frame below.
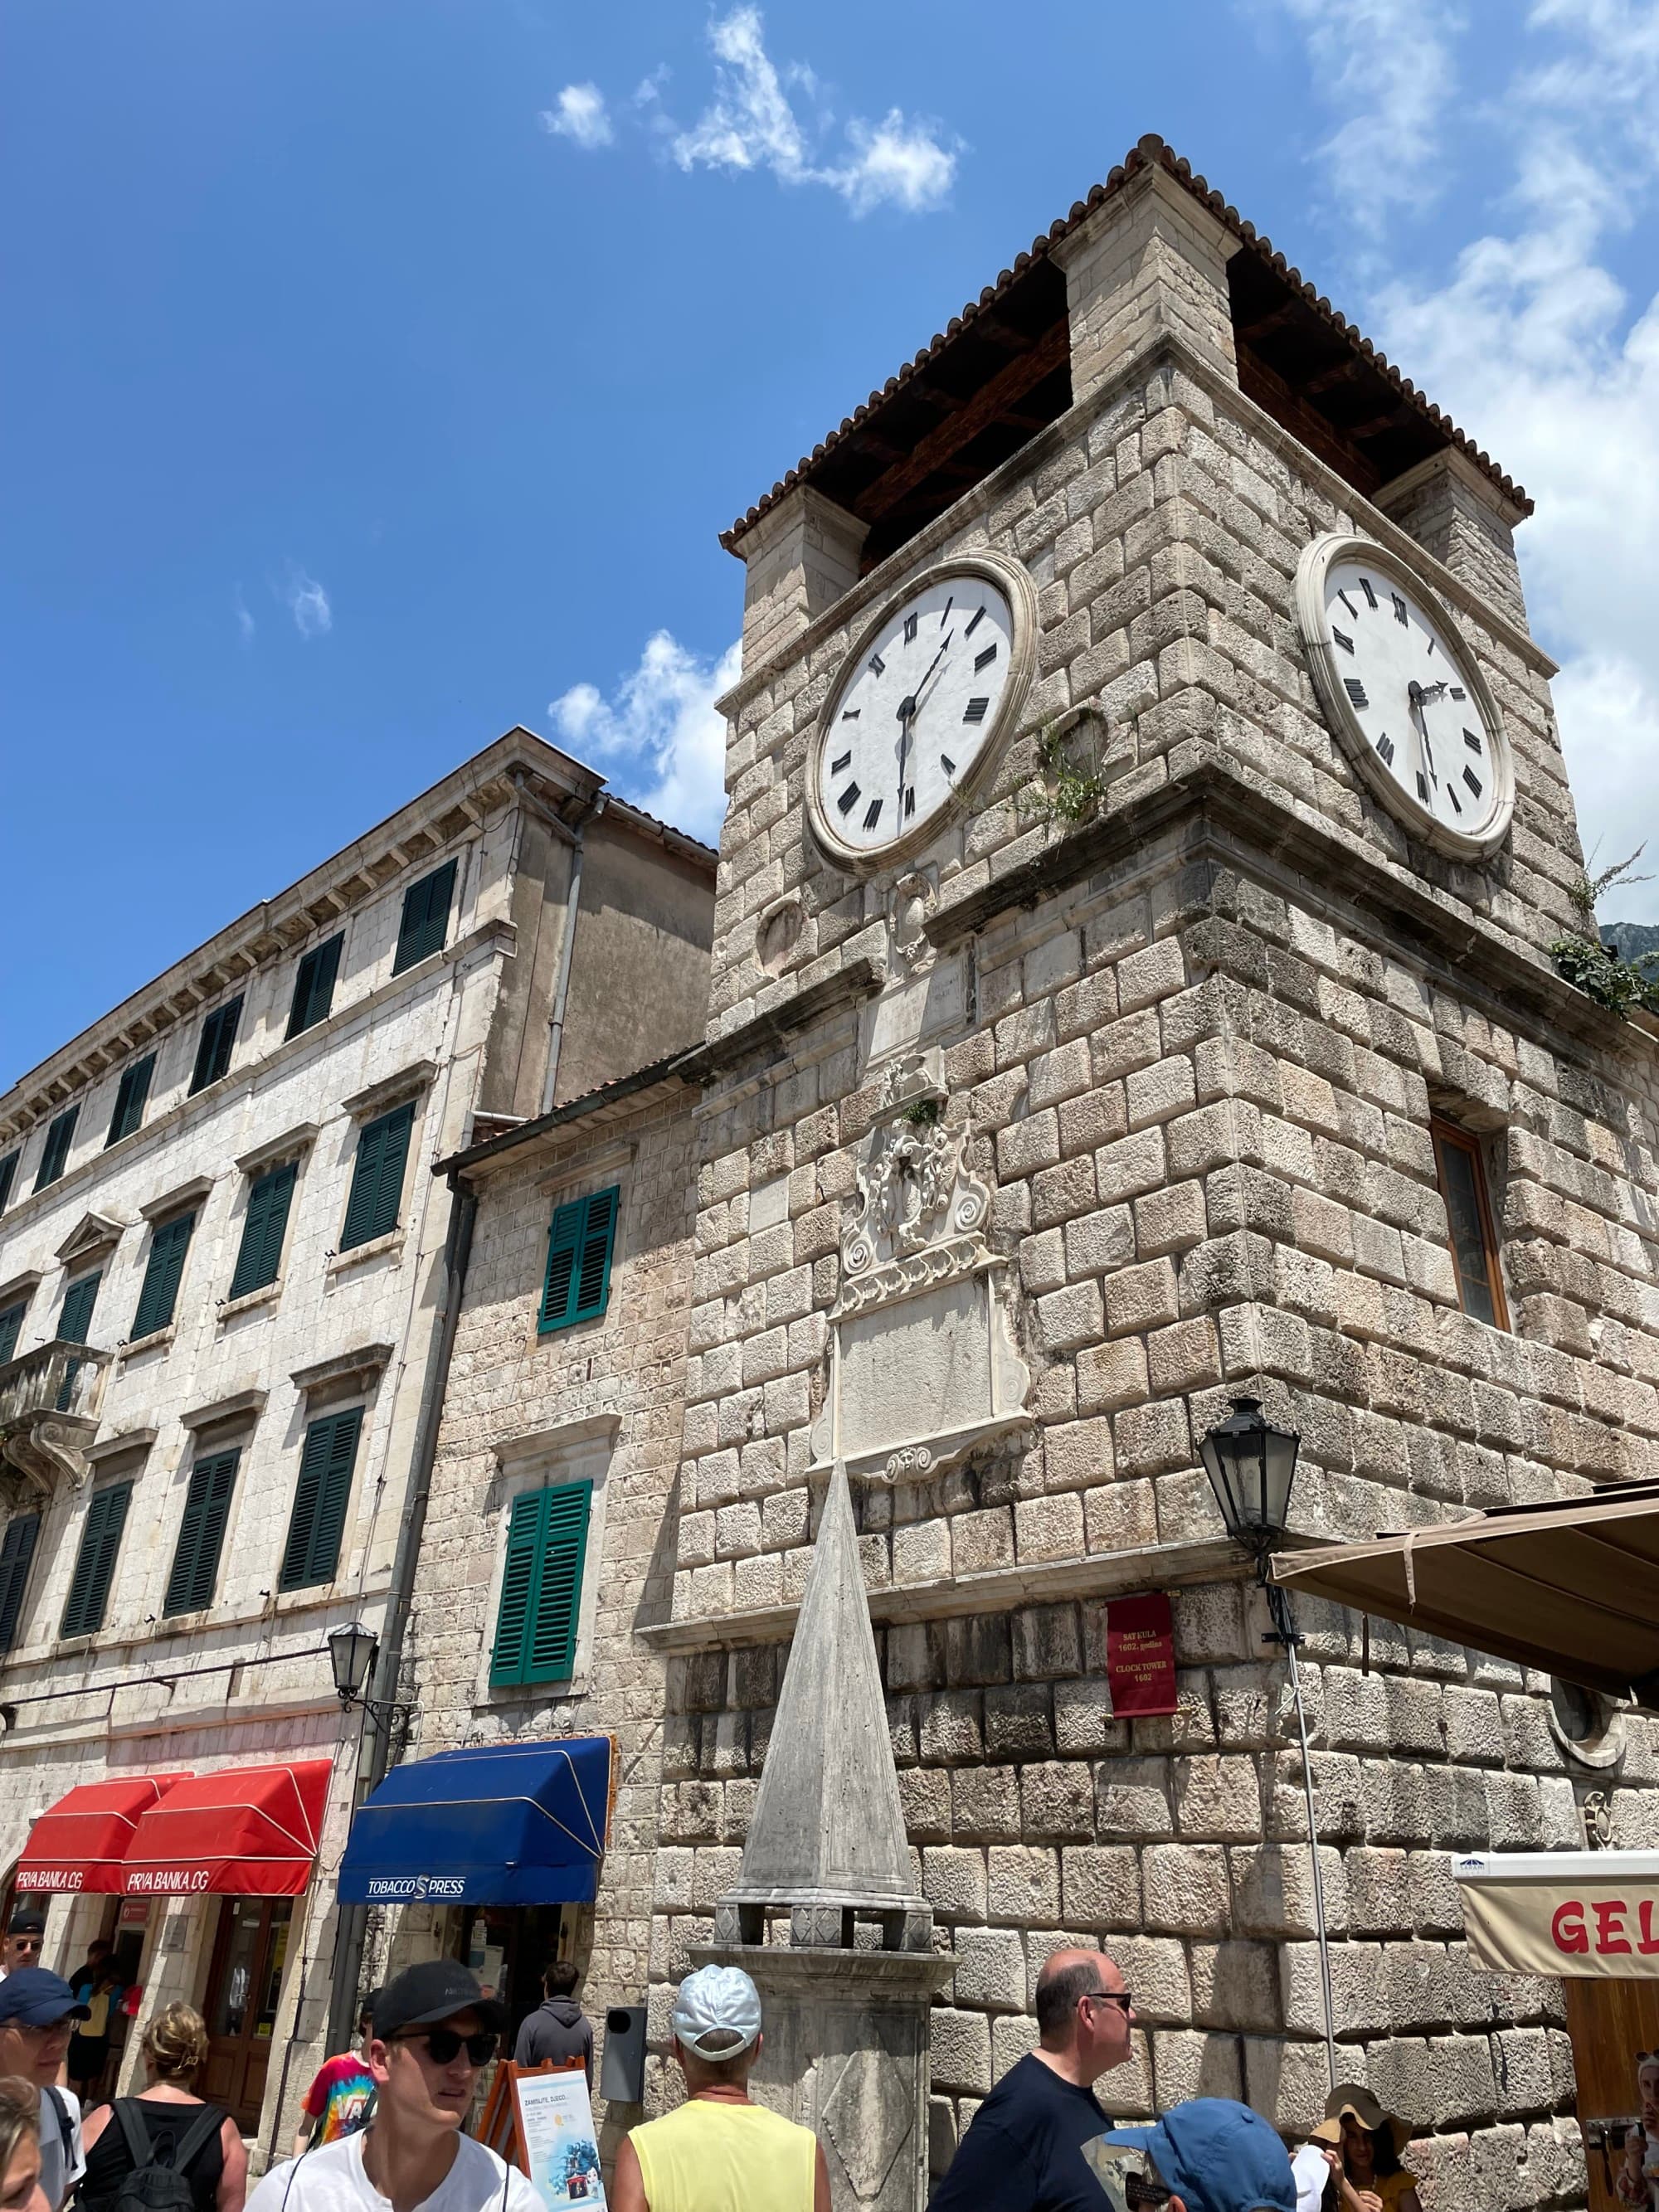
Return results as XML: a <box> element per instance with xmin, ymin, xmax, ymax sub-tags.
<box><xmin>630</xmin><ymin>2098</ymin><xmax>817</xmax><ymax>2212</ymax></box>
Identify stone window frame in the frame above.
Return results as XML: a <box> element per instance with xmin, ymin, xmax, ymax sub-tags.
<box><xmin>475</xmin><ymin>1412</ymin><xmax>620</xmax><ymax>1709</ymax></box>
<box><xmin>221</xmin><ymin>1124</ymin><xmax>321</xmax><ymax>1316</ymax></box>
<box><xmin>1429</xmin><ymin>1113</ymin><xmax>1511</xmax><ymax>1331</ymax></box>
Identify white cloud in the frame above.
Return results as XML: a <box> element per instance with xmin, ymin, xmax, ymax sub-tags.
<box><xmin>540</xmin><ymin>82</ymin><xmax>613</xmax><ymax>150</ymax></box>
<box><xmin>1277</xmin><ymin>0</ymin><xmax>1659</xmax><ymax>904</ymax></box>
<box><xmin>235</xmin><ymin>590</ymin><xmax>255</xmax><ymax>648</ymax></box>
<box><xmin>1280</xmin><ymin>0</ymin><xmax>1462</xmax><ymax>225</ymax></box>
<box><xmin>549</xmin><ymin>631</ymin><xmax>741</xmax><ymax>843</ymax></box>
<box><xmin>666</xmin><ymin>7</ymin><xmax>958</xmax><ymax>216</ymax></box>
<box><xmin>278</xmin><ymin>566</ymin><xmax>332</xmax><ymax>640</ymax></box>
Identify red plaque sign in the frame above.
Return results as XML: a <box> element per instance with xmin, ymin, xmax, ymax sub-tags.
<box><xmin>1106</xmin><ymin>1592</ymin><xmax>1177</xmax><ymax>1716</ymax></box>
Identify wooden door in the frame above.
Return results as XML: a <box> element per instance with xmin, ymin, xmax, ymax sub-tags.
<box><xmin>202</xmin><ymin>1898</ymin><xmax>292</xmax><ymax>2133</ymax></box>
<box><xmin>1564</xmin><ymin>1979</ymin><xmax>1659</xmax><ymax>2211</ymax></box>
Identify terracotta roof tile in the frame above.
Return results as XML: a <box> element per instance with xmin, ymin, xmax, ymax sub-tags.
<box><xmin>721</xmin><ymin>133</ymin><xmax>1530</xmax><ymax>552</ymax></box>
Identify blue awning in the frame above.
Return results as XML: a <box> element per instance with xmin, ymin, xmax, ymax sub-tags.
<box><xmin>337</xmin><ymin>1738</ymin><xmax>611</xmax><ymax>1906</ymax></box>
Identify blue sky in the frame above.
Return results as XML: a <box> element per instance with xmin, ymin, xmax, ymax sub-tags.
<box><xmin>6</xmin><ymin>0</ymin><xmax>1659</xmax><ymax>1085</ymax></box>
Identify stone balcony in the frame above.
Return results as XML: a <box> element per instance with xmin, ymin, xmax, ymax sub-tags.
<box><xmin>0</xmin><ymin>1339</ymin><xmax>110</xmax><ymax>1508</ymax></box>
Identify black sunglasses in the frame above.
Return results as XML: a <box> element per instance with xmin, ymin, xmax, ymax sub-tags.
<box><xmin>396</xmin><ymin>2028</ymin><xmax>498</xmax><ymax>2067</ymax></box>
<box><xmin>1083</xmin><ymin>1989</ymin><xmax>1133</xmax><ymax>2014</ymax></box>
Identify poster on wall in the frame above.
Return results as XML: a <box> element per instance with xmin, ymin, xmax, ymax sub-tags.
<box><xmin>1105</xmin><ymin>1592</ymin><xmax>1178</xmax><ymax>1717</ymax></box>
<box><xmin>512</xmin><ymin>2066</ymin><xmax>606</xmax><ymax>2209</ymax></box>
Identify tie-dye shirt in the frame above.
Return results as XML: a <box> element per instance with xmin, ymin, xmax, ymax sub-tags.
<box><xmin>299</xmin><ymin>2057</ymin><xmax>374</xmax><ymax>2145</ymax></box>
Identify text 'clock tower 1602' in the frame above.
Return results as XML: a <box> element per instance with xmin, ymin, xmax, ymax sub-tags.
<box><xmin>646</xmin><ymin>134</ymin><xmax>1659</xmax><ymax>2208</ymax></box>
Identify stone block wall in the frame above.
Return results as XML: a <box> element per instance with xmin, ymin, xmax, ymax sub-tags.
<box><xmin>399</xmin><ymin>1081</ymin><xmax>702</xmax><ymax>2094</ymax></box>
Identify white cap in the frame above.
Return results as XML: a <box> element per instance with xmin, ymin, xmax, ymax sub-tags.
<box><xmin>670</xmin><ymin>1965</ymin><xmax>763</xmax><ymax>2058</ymax></box>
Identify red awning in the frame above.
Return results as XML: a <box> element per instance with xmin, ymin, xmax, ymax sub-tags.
<box><xmin>122</xmin><ymin>1759</ymin><xmax>333</xmax><ymax>1898</ymax></box>
<box><xmin>17</xmin><ymin>1776</ymin><xmax>193</xmax><ymax>1894</ymax></box>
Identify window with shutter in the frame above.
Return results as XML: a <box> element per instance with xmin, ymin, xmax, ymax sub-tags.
<box><xmin>55</xmin><ymin>1271</ymin><xmax>100</xmax><ymax>1412</ymax></box>
<box><xmin>34</xmin><ymin>1106</ymin><xmax>79</xmax><ymax>1193</ymax></box>
<box><xmin>0</xmin><ymin>1514</ymin><xmax>40</xmax><ymax>1653</ymax></box>
<box><xmin>489</xmin><ymin>1481</ymin><xmax>591</xmax><ymax>1685</ymax></box>
<box><xmin>279</xmin><ymin>1407</ymin><xmax>363</xmax><ymax>1590</ymax></box>
<box><xmin>392</xmin><ymin>859</ymin><xmax>458</xmax><ymax>975</ymax></box>
<box><xmin>230</xmin><ymin>1161</ymin><xmax>299</xmax><ymax>1299</ymax></box>
<box><xmin>132</xmin><ymin>1212</ymin><xmax>196</xmax><ymax>1339</ymax></box>
<box><xmin>287</xmin><ymin>935</ymin><xmax>343</xmax><ymax>1040</ymax></box>
<box><xmin>189</xmin><ymin>996</ymin><xmax>244</xmax><ymax>1096</ymax></box>
<box><xmin>105</xmin><ymin>1055</ymin><xmax>157</xmax><ymax>1148</ymax></box>
<box><xmin>538</xmin><ymin>1186</ymin><xmax>620</xmax><ymax>1334</ymax></box>
<box><xmin>340</xmin><ymin>1101</ymin><xmax>416</xmax><ymax>1252</ymax></box>
<box><xmin>164</xmin><ymin>1449</ymin><xmax>239</xmax><ymax>1616</ymax></box>
<box><xmin>61</xmin><ymin>1482</ymin><xmax>132</xmax><ymax>1638</ymax></box>
<box><xmin>0</xmin><ymin>1301</ymin><xmax>25</xmax><ymax>1368</ymax></box>
<box><xmin>0</xmin><ymin>1152</ymin><xmax>17</xmax><ymax>1213</ymax></box>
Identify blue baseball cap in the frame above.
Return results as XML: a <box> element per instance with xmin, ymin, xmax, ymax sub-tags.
<box><xmin>1096</xmin><ymin>2100</ymin><xmax>1297</xmax><ymax>2212</ymax></box>
<box><xmin>0</xmin><ymin>1970</ymin><xmax>90</xmax><ymax>2029</ymax></box>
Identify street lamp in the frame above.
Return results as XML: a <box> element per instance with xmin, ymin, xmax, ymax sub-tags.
<box><xmin>328</xmin><ymin>1621</ymin><xmax>379</xmax><ymax>1707</ymax></box>
<box><xmin>1199</xmin><ymin>1396</ymin><xmax>1301</xmax><ymax>1562</ymax></box>
<box><xmin>1200</xmin><ymin>1397</ymin><xmax>1336</xmax><ymax>2093</ymax></box>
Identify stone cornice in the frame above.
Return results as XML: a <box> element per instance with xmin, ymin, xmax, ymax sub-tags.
<box><xmin>925</xmin><ymin>745</ymin><xmax>1641</xmax><ymax>1067</ymax></box>
<box><xmin>638</xmin><ymin>1533</ymin><xmax>1253</xmax><ymax>1652</ymax></box>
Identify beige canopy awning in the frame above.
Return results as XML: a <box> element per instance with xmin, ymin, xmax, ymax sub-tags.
<box><xmin>1268</xmin><ymin>1480</ymin><xmax>1659</xmax><ymax>1703</ymax></box>
<box><xmin>1453</xmin><ymin>1850</ymin><xmax>1659</xmax><ymax>1977</ymax></box>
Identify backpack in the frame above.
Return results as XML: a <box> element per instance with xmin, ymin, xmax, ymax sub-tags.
<box><xmin>112</xmin><ymin>2102</ymin><xmax>225</xmax><ymax>2212</ymax></box>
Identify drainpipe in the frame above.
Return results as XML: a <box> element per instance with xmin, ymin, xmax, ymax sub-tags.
<box><xmin>324</xmin><ymin>1171</ymin><xmax>478</xmax><ymax>2057</ymax></box>
<box><xmin>539</xmin><ymin>795</ymin><xmax>604</xmax><ymax>1116</ymax></box>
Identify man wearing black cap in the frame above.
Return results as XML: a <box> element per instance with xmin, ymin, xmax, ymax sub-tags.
<box><xmin>247</xmin><ymin>1962</ymin><xmax>541</xmax><ymax>2212</ymax></box>
<box><xmin>0</xmin><ymin>1913</ymin><xmax>46</xmax><ymax>1981</ymax></box>
<box><xmin>0</xmin><ymin>1970</ymin><xmax>90</xmax><ymax>2210</ymax></box>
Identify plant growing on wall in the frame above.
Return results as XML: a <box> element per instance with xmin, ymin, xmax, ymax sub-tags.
<box><xmin>1549</xmin><ymin>848</ymin><xmax>1659</xmax><ymax>1020</ymax></box>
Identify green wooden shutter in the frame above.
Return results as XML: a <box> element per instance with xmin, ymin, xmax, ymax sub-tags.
<box><xmin>230</xmin><ymin>1161</ymin><xmax>298</xmax><ymax>1298</ymax></box>
<box><xmin>287</xmin><ymin>935</ymin><xmax>343</xmax><ymax>1039</ymax></box>
<box><xmin>490</xmin><ymin>1490</ymin><xmax>546</xmax><ymax>1685</ymax></box>
<box><xmin>0</xmin><ymin>1514</ymin><xmax>41</xmax><ymax>1652</ymax></box>
<box><xmin>489</xmin><ymin>1482</ymin><xmax>591</xmax><ymax>1685</ymax></box>
<box><xmin>57</xmin><ymin>1271</ymin><xmax>100</xmax><ymax>1344</ymax></box>
<box><xmin>0</xmin><ymin>1152</ymin><xmax>17</xmax><ymax>1213</ymax></box>
<box><xmin>105</xmin><ymin>1054</ymin><xmax>156</xmax><ymax>1147</ymax></box>
<box><xmin>132</xmin><ymin>1211</ymin><xmax>195</xmax><ymax>1338</ymax></box>
<box><xmin>392</xmin><ymin>859</ymin><xmax>457</xmax><ymax>975</ymax></box>
<box><xmin>526</xmin><ymin>1482</ymin><xmax>591</xmax><ymax>1681</ymax></box>
<box><xmin>61</xmin><ymin>1482</ymin><xmax>132</xmax><ymax>1638</ymax></box>
<box><xmin>190</xmin><ymin>996</ymin><xmax>243</xmax><ymax>1094</ymax></box>
<box><xmin>341</xmin><ymin>1102</ymin><xmax>415</xmax><ymax>1252</ymax></box>
<box><xmin>279</xmin><ymin>1407</ymin><xmax>363</xmax><ymax>1590</ymax></box>
<box><xmin>164</xmin><ymin>1449</ymin><xmax>239</xmax><ymax>1616</ymax></box>
<box><xmin>35</xmin><ymin>1106</ymin><xmax>79</xmax><ymax>1192</ymax></box>
<box><xmin>538</xmin><ymin>1186</ymin><xmax>619</xmax><ymax>1334</ymax></box>
<box><xmin>0</xmin><ymin>1302</ymin><xmax>25</xmax><ymax>1367</ymax></box>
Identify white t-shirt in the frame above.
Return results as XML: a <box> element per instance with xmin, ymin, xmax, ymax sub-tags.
<box><xmin>247</xmin><ymin>2129</ymin><xmax>542</xmax><ymax>2212</ymax></box>
<box><xmin>38</xmin><ymin>2086</ymin><xmax>85</xmax><ymax>2212</ymax></box>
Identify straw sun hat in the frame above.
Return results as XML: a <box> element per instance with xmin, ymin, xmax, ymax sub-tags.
<box><xmin>1311</xmin><ymin>2084</ymin><xmax>1413</xmax><ymax>2160</ymax></box>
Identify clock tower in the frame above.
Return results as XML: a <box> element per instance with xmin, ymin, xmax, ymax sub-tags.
<box><xmin>649</xmin><ymin>136</ymin><xmax>1659</xmax><ymax>2206</ymax></box>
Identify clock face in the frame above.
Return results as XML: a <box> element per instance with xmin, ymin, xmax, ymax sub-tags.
<box><xmin>1296</xmin><ymin>533</ymin><xmax>1513</xmax><ymax>859</ymax></box>
<box><xmin>809</xmin><ymin>557</ymin><xmax>1033</xmax><ymax>867</ymax></box>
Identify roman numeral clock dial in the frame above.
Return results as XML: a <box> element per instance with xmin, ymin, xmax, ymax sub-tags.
<box><xmin>1294</xmin><ymin>532</ymin><xmax>1514</xmax><ymax>862</ymax></box>
<box><xmin>809</xmin><ymin>554</ymin><xmax>1036</xmax><ymax>868</ymax></box>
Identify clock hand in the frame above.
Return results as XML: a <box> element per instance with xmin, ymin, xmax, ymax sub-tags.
<box><xmin>1408</xmin><ymin>683</ymin><xmax>1439</xmax><ymax>797</ymax></box>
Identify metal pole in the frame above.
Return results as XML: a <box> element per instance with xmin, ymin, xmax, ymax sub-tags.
<box><xmin>1282</xmin><ymin>1616</ymin><xmax>1338</xmax><ymax>2092</ymax></box>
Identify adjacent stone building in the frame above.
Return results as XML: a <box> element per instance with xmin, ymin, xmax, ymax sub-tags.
<box><xmin>0</xmin><ymin>727</ymin><xmax>713</xmax><ymax>2151</ymax></box>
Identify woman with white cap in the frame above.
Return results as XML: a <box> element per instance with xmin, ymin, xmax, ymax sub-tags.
<box><xmin>611</xmin><ymin>1966</ymin><xmax>829</xmax><ymax>2212</ymax></box>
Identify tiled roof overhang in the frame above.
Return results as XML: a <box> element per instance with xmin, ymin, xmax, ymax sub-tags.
<box><xmin>721</xmin><ymin>134</ymin><xmax>1530</xmax><ymax>559</ymax></box>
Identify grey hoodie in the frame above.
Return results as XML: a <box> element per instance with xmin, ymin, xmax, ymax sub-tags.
<box><xmin>513</xmin><ymin>1994</ymin><xmax>593</xmax><ymax>2085</ymax></box>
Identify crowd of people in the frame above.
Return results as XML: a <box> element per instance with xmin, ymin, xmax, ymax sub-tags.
<box><xmin>0</xmin><ymin>1901</ymin><xmax>1438</xmax><ymax>2212</ymax></box>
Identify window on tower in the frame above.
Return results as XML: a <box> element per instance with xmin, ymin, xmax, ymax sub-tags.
<box><xmin>1430</xmin><ymin>1118</ymin><xmax>1509</xmax><ymax>1330</ymax></box>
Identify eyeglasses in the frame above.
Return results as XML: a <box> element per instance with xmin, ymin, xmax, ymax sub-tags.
<box><xmin>7</xmin><ymin>1940</ymin><xmax>41</xmax><ymax>1956</ymax></box>
<box><xmin>1082</xmin><ymin>1989</ymin><xmax>1133</xmax><ymax>2014</ymax></box>
<box><xmin>395</xmin><ymin>2029</ymin><xmax>498</xmax><ymax>2068</ymax></box>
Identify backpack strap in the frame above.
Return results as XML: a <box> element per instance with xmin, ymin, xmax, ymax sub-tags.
<box><xmin>168</xmin><ymin>2106</ymin><xmax>226</xmax><ymax>2176</ymax></box>
<box><xmin>113</xmin><ymin>2101</ymin><xmax>153</xmax><ymax>2171</ymax></box>
<box><xmin>43</xmin><ymin>2086</ymin><xmax>75</xmax><ymax>2166</ymax></box>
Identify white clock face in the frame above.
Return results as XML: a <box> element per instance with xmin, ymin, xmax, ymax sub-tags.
<box><xmin>1297</xmin><ymin>533</ymin><xmax>1513</xmax><ymax>859</ymax></box>
<box><xmin>810</xmin><ymin>560</ymin><xmax>1030</xmax><ymax>866</ymax></box>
